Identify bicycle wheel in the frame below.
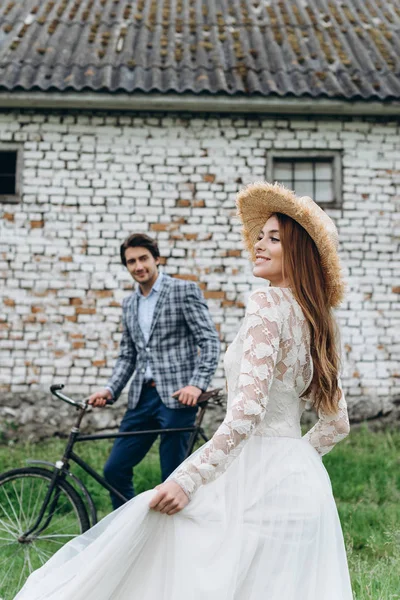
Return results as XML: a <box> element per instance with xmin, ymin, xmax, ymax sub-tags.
<box><xmin>0</xmin><ymin>466</ymin><xmax>90</xmax><ymax>599</ymax></box>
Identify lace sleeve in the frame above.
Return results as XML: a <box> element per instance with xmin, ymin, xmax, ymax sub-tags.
<box><xmin>303</xmin><ymin>379</ymin><xmax>350</xmax><ymax>456</ymax></box>
<box><xmin>171</xmin><ymin>290</ymin><xmax>282</xmax><ymax>499</ymax></box>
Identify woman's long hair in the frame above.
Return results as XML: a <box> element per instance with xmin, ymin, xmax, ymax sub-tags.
<box><xmin>275</xmin><ymin>212</ymin><xmax>342</xmax><ymax>414</ymax></box>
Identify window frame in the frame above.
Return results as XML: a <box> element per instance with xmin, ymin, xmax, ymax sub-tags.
<box><xmin>0</xmin><ymin>144</ymin><xmax>23</xmax><ymax>204</ymax></box>
<box><xmin>266</xmin><ymin>150</ymin><xmax>342</xmax><ymax>209</ymax></box>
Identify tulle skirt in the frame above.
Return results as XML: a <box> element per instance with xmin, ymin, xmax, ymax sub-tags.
<box><xmin>15</xmin><ymin>437</ymin><xmax>353</xmax><ymax>600</ymax></box>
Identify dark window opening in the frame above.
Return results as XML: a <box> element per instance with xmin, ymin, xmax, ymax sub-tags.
<box><xmin>273</xmin><ymin>158</ymin><xmax>335</xmax><ymax>205</ymax></box>
<box><xmin>0</xmin><ymin>151</ymin><xmax>17</xmax><ymax>195</ymax></box>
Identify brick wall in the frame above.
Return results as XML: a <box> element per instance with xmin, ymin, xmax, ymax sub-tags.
<box><xmin>0</xmin><ymin>110</ymin><xmax>399</xmax><ymax>438</ymax></box>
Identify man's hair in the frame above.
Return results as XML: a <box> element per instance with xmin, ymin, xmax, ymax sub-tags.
<box><xmin>120</xmin><ymin>233</ymin><xmax>160</xmax><ymax>266</ymax></box>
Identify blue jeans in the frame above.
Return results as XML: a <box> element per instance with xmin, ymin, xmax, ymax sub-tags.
<box><xmin>104</xmin><ymin>385</ymin><xmax>198</xmax><ymax>509</ymax></box>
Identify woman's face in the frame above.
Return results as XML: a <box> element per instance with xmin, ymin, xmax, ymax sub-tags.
<box><xmin>253</xmin><ymin>215</ymin><xmax>290</xmax><ymax>287</ymax></box>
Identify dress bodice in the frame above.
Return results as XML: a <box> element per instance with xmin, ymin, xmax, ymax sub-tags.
<box><xmin>224</xmin><ymin>287</ymin><xmax>311</xmax><ymax>440</ymax></box>
<box><xmin>172</xmin><ymin>287</ymin><xmax>350</xmax><ymax>499</ymax></box>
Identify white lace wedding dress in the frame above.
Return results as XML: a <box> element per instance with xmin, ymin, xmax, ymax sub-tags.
<box><xmin>16</xmin><ymin>287</ymin><xmax>353</xmax><ymax>600</ymax></box>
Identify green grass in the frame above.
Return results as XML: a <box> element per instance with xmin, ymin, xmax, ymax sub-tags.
<box><xmin>322</xmin><ymin>426</ymin><xmax>400</xmax><ymax>599</ymax></box>
<box><xmin>0</xmin><ymin>426</ymin><xmax>399</xmax><ymax>599</ymax></box>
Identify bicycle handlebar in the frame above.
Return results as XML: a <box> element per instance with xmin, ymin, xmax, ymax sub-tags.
<box><xmin>50</xmin><ymin>384</ymin><xmax>88</xmax><ymax>409</ymax></box>
<box><xmin>50</xmin><ymin>384</ymin><xmax>224</xmax><ymax>409</ymax></box>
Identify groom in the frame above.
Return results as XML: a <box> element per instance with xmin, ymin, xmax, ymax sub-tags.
<box><xmin>89</xmin><ymin>233</ymin><xmax>220</xmax><ymax>509</ymax></box>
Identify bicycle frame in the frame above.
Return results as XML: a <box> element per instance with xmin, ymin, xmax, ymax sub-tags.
<box><xmin>22</xmin><ymin>385</ymin><xmax>215</xmax><ymax>533</ymax></box>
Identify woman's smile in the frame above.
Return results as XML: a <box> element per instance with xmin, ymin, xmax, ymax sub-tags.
<box><xmin>255</xmin><ymin>256</ymin><xmax>271</xmax><ymax>264</ymax></box>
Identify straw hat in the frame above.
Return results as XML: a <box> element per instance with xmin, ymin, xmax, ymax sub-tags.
<box><xmin>236</xmin><ymin>181</ymin><xmax>345</xmax><ymax>307</ymax></box>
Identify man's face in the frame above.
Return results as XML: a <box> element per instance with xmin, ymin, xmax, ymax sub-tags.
<box><xmin>124</xmin><ymin>246</ymin><xmax>159</xmax><ymax>285</ymax></box>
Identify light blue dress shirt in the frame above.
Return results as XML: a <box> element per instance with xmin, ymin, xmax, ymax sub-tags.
<box><xmin>137</xmin><ymin>271</ymin><xmax>164</xmax><ymax>381</ymax></box>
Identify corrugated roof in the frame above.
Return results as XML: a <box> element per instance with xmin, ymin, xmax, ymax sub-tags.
<box><xmin>0</xmin><ymin>0</ymin><xmax>399</xmax><ymax>100</ymax></box>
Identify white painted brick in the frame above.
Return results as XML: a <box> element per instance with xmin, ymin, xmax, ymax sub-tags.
<box><xmin>0</xmin><ymin>112</ymin><xmax>398</xmax><ymax>420</ymax></box>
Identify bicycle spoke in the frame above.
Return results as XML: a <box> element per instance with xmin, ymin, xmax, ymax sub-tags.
<box><xmin>0</xmin><ymin>470</ymin><xmax>87</xmax><ymax>595</ymax></box>
<box><xmin>14</xmin><ymin>478</ymin><xmax>29</xmax><ymax>531</ymax></box>
<box><xmin>26</xmin><ymin>478</ymin><xmax>48</xmax><ymax>529</ymax></box>
<box><xmin>37</xmin><ymin>505</ymin><xmax>81</xmax><ymax>534</ymax></box>
<box><xmin>35</xmin><ymin>546</ymin><xmax>50</xmax><ymax>567</ymax></box>
<box><xmin>0</xmin><ymin>486</ymin><xmax>24</xmax><ymax>533</ymax></box>
<box><xmin>25</xmin><ymin>475</ymin><xmax>37</xmax><ymax>529</ymax></box>
<box><xmin>0</xmin><ymin>551</ymin><xmax>18</xmax><ymax>588</ymax></box>
<box><xmin>32</xmin><ymin>542</ymin><xmax>53</xmax><ymax>563</ymax></box>
<box><xmin>25</xmin><ymin>486</ymin><xmax>74</xmax><ymax>536</ymax></box>
<box><xmin>0</xmin><ymin>520</ymin><xmax>18</xmax><ymax>539</ymax></box>
<box><xmin>16</xmin><ymin>551</ymin><xmax>29</xmax><ymax>593</ymax></box>
<box><xmin>0</xmin><ymin>545</ymin><xmax>24</xmax><ymax>568</ymax></box>
<box><xmin>36</xmin><ymin>533</ymin><xmax>77</xmax><ymax>539</ymax></box>
<box><xmin>36</xmin><ymin>550</ymin><xmax>46</xmax><ymax>566</ymax></box>
<box><xmin>0</xmin><ymin>513</ymin><xmax>19</xmax><ymax>530</ymax></box>
<box><xmin>26</xmin><ymin>548</ymin><xmax>33</xmax><ymax>574</ymax></box>
<box><xmin>0</xmin><ymin>542</ymin><xmax>19</xmax><ymax>556</ymax></box>
<box><xmin>37</xmin><ymin>539</ymin><xmax>66</xmax><ymax>547</ymax></box>
<box><xmin>0</xmin><ymin>535</ymin><xmax>17</xmax><ymax>543</ymax></box>
<box><xmin>0</xmin><ymin>515</ymin><xmax>20</xmax><ymax>538</ymax></box>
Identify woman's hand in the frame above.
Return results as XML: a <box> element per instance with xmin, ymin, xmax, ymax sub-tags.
<box><xmin>149</xmin><ymin>480</ymin><xmax>189</xmax><ymax>515</ymax></box>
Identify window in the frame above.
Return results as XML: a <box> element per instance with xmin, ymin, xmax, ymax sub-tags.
<box><xmin>0</xmin><ymin>146</ymin><xmax>22</xmax><ymax>203</ymax></box>
<box><xmin>267</xmin><ymin>151</ymin><xmax>341</xmax><ymax>208</ymax></box>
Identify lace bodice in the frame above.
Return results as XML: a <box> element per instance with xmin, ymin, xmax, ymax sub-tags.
<box><xmin>172</xmin><ymin>287</ymin><xmax>350</xmax><ymax>500</ymax></box>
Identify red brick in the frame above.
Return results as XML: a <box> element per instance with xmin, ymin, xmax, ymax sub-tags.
<box><xmin>92</xmin><ymin>360</ymin><xmax>106</xmax><ymax>367</ymax></box>
<box><xmin>31</xmin><ymin>306</ymin><xmax>43</xmax><ymax>313</ymax></box>
<box><xmin>94</xmin><ymin>290</ymin><xmax>113</xmax><ymax>298</ymax></box>
<box><xmin>204</xmin><ymin>291</ymin><xmax>225</xmax><ymax>299</ymax></box>
<box><xmin>76</xmin><ymin>307</ymin><xmax>96</xmax><ymax>315</ymax></box>
<box><xmin>73</xmin><ymin>342</ymin><xmax>85</xmax><ymax>349</ymax></box>
<box><xmin>70</xmin><ymin>298</ymin><xmax>83</xmax><ymax>306</ymax></box>
<box><xmin>203</xmin><ymin>174</ymin><xmax>216</xmax><ymax>183</ymax></box>
<box><xmin>173</xmin><ymin>274</ymin><xmax>198</xmax><ymax>281</ymax></box>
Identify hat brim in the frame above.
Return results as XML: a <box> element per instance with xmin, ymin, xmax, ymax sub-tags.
<box><xmin>236</xmin><ymin>181</ymin><xmax>345</xmax><ymax>307</ymax></box>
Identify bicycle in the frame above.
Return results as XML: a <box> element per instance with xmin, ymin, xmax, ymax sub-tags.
<box><xmin>0</xmin><ymin>383</ymin><xmax>224</xmax><ymax>599</ymax></box>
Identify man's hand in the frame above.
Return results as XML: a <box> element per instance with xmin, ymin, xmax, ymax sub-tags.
<box><xmin>149</xmin><ymin>480</ymin><xmax>189</xmax><ymax>515</ymax></box>
<box><xmin>88</xmin><ymin>388</ymin><xmax>113</xmax><ymax>408</ymax></box>
<box><xmin>172</xmin><ymin>385</ymin><xmax>202</xmax><ymax>406</ymax></box>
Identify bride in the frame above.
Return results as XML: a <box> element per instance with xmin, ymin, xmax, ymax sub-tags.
<box><xmin>16</xmin><ymin>182</ymin><xmax>353</xmax><ymax>599</ymax></box>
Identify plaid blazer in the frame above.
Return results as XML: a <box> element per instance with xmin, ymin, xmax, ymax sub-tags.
<box><xmin>106</xmin><ymin>274</ymin><xmax>220</xmax><ymax>409</ymax></box>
